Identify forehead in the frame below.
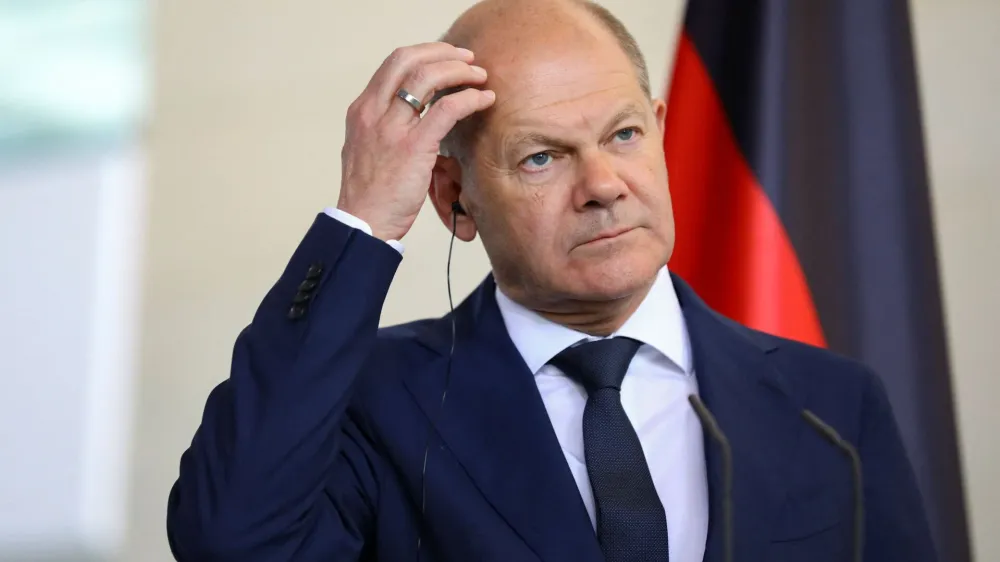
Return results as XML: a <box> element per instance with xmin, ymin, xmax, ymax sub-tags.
<box><xmin>481</xmin><ymin>42</ymin><xmax>645</xmax><ymax>133</ymax></box>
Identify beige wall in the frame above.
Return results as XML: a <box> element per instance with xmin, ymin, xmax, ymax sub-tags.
<box><xmin>911</xmin><ymin>0</ymin><xmax>1000</xmax><ymax>558</ymax></box>
<box><xmin>128</xmin><ymin>0</ymin><xmax>999</xmax><ymax>560</ymax></box>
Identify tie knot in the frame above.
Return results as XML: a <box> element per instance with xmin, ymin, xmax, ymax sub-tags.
<box><xmin>549</xmin><ymin>337</ymin><xmax>641</xmax><ymax>393</ymax></box>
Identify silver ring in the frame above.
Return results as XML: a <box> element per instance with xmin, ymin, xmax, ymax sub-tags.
<box><xmin>395</xmin><ymin>88</ymin><xmax>424</xmax><ymax>113</ymax></box>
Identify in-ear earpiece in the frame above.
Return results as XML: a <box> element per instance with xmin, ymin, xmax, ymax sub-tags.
<box><xmin>451</xmin><ymin>201</ymin><xmax>466</xmax><ymax>216</ymax></box>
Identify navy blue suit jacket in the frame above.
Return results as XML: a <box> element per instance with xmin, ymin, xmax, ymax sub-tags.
<box><xmin>166</xmin><ymin>214</ymin><xmax>936</xmax><ymax>561</ymax></box>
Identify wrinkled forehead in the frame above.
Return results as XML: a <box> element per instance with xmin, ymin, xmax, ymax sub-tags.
<box><xmin>479</xmin><ymin>44</ymin><xmax>647</xmax><ymax>136</ymax></box>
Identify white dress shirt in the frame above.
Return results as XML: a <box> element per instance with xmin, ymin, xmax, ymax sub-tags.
<box><xmin>324</xmin><ymin>207</ymin><xmax>709</xmax><ymax>562</ymax></box>
<box><xmin>495</xmin><ymin>267</ymin><xmax>708</xmax><ymax>562</ymax></box>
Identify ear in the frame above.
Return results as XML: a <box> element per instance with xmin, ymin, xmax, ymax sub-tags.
<box><xmin>428</xmin><ymin>155</ymin><xmax>478</xmax><ymax>242</ymax></box>
<box><xmin>652</xmin><ymin>98</ymin><xmax>668</xmax><ymax>136</ymax></box>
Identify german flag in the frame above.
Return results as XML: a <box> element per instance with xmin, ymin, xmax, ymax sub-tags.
<box><xmin>663</xmin><ymin>1</ymin><xmax>970</xmax><ymax>560</ymax></box>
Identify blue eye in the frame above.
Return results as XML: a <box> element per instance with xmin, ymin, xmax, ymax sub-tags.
<box><xmin>615</xmin><ymin>128</ymin><xmax>637</xmax><ymax>141</ymax></box>
<box><xmin>525</xmin><ymin>152</ymin><xmax>551</xmax><ymax>168</ymax></box>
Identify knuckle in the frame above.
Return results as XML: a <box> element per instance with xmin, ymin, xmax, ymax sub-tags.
<box><xmin>350</xmin><ymin>106</ymin><xmax>373</xmax><ymax>129</ymax></box>
<box><xmin>437</xmin><ymin>95</ymin><xmax>463</xmax><ymax>115</ymax></box>
<box><xmin>347</xmin><ymin>96</ymin><xmax>376</xmax><ymax>122</ymax></box>
<box><xmin>409</xmin><ymin>66</ymin><xmax>429</xmax><ymax>88</ymax></box>
<box><xmin>346</xmin><ymin>98</ymin><xmax>363</xmax><ymax>119</ymax></box>
<box><xmin>389</xmin><ymin>46</ymin><xmax>410</xmax><ymax>65</ymax></box>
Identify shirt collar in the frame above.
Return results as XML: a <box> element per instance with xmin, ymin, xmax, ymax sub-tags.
<box><xmin>495</xmin><ymin>267</ymin><xmax>693</xmax><ymax>376</ymax></box>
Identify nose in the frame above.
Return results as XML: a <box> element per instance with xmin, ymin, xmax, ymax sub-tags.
<box><xmin>573</xmin><ymin>151</ymin><xmax>629</xmax><ymax>210</ymax></box>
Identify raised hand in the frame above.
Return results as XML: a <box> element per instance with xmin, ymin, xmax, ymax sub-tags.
<box><xmin>336</xmin><ymin>42</ymin><xmax>495</xmax><ymax>242</ymax></box>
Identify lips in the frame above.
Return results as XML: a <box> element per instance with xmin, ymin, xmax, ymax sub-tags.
<box><xmin>583</xmin><ymin>226</ymin><xmax>635</xmax><ymax>245</ymax></box>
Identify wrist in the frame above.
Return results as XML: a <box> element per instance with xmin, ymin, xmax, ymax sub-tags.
<box><xmin>332</xmin><ymin>204</ymin><xmax>405</xmax><ymax>243</ymax></box>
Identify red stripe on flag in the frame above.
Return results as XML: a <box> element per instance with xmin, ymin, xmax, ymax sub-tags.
<box><xmin>664</xmin><ymin>33</ymin><xmax>827</xmax><ymax>348</ymax></box>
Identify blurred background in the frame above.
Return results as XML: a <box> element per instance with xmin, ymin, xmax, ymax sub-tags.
<box><xmin>0</xmin><ymin>0</ymin><xmax>996</xmax><ymax>560</ymax></box>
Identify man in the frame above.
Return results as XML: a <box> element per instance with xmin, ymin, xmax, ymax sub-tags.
<box><xmin>166</xmin><ymin>1</ymin><xmax>936</xmax><ymax>560</ymax></box>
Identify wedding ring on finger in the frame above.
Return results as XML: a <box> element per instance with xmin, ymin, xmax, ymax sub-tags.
<box><xmin>395</xmin><ymin>88</ymin><xmax>424</xmax><ymax>115</ymax></box>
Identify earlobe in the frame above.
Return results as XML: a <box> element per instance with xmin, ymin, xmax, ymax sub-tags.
<box><xmin>451</xmin><ymin>202</ymin><xmax>478</xmax><ymax>242</ymax></box>
<box><xmin>430</xmin><ymin>155</ymin><xmax>477</xmax><ymax>242</ymax></box>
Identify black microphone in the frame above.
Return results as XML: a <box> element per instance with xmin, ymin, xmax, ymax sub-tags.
<box><xmin>416</xmin><ymin>203</ymin><xmax>462</xmax><ymax>561</ymax></box>
<box><xmin>688</xmin><ymin>395</ymin><xmax>733</xmax><ymax>562</ymax></box>
<box><xmin>800</xmin><ymin>409</ymin><xmax>864</xmax><ymax>562</ymax></box>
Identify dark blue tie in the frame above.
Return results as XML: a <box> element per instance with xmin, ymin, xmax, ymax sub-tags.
<box><xmin>550</xmin><ymin>337</ymin><xmax>669</xmax><ymax>561</ymax></box>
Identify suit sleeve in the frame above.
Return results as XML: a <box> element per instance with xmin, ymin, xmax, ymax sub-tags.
<box><xmin>858</xmin><ymin>369</ymin><xmax>939</xmax><ymax>562</ymax></box>
<box><xmin>166</xmin><ymin>213</ymin><xmax>403</xmax><ymax>561</ymax></box>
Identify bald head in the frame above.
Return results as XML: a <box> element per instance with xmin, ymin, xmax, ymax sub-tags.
<box><xmin>436</xmin><ymin>0</ymin><xmax>651</xmax><ymax>162</ymax></box>
<box><xmin>443</xmin><ymin>0</ymin><xmax>649</xmax><ymax>95</ymax></box>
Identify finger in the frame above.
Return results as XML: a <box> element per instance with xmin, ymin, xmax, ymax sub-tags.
<box><xmin>368</xmin><ymin>42</ymin><xmax>474</xmax><ymax>109</ymax></box>
<box><xmin>384</xmin><ymin>60</ymin><xmax>488</xmax><ymax>124</ymax></box>
<box><xmin>416</xmin><ymin>88</ymin><xmax>496</xmax><ymax>146</ymax></box>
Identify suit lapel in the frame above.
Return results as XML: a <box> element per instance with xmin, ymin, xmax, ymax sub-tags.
<box><xmin>405</xmin><ymin>273</ymin><xmax>810</xmax><ymax>562</ymax></box>
<box><xmin>673</xmin><ymin>274</ymin><xmax>807</xmax><ymax>562</ymax></box>
<box><xmin>406</xmin><ymin>275</ymin><xmax>603</xmax><ymax>562</ymax></box>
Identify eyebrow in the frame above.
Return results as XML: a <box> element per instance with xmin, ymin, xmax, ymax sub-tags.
<box><xmin>505</xmin><ymin>102</ymin><xmax>649</xmax><ymax>152</ymax></box>
<box><xmin>604</xmin><ymin>102</ymin><xmax>648</xmax><ymax>133</ymax></box>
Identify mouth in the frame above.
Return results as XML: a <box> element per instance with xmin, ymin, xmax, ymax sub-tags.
<box><xmin>582</xmin><ymin>226</ymin><xmax>636</xmax><ymax>246</ymax></box>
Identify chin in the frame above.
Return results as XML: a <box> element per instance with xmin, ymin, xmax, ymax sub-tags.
<box><xmin>561</xmin><ymin>252</ymin><xmax>664</xmax><ymax>302</ymax></box>
<box><xmin>556</xmin><ymin>231</ymin><xmax>668</xmax><ymax>298</ymax></box>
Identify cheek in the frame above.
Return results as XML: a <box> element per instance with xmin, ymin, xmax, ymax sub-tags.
<box><xmin>628</xmin><ymin>151</ymin><xmax>672</xmax><ymax>213</ymax></box>
<box><xmin>479</xmin><ymin>191</ymin><xmax>538</xmax><ymax>244</ymax></box>
<box><xmin>507</xmin><ymin>199</ymin><xmax>556</xmax><ymax>247</ymax></box>
<box><xmin>504</xmin><ymin>203</ymin><xmax>570</xmax><ymax>267</ymax></box>
<box><xmin>474</xmin><ymin>164</ymin><xmax>571</xmax><ymax>257</ymax></box>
